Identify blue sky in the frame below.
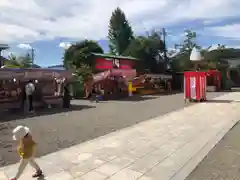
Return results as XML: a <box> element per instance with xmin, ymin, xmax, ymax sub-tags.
<box><xmin>0</xmin><ymin>0</ymin><xmax>240</xmax><ymax>67</ymax></box>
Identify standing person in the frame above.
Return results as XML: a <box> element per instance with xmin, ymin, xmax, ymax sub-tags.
<box><xmin>19</xmin><ymin>85</ymin><xmax>26</xmax><ymax>112</ymax></box>
<box><xmin>25</xmin><ymin>80</ymin><xmax>35</xmax><ymax>112</ymax></box>
<box><xmin>167</xmin><ymin>80</ymin><xmax>172</xmax><ymax>93</ymax></box>
<box><xmin>10</xmin><ymin>125</ymin><xmax>43</xmax><ymax>180</ymax></box>
<box><xmin>63</xmin><ymin>85</ymin><xmax>71</xmax><ymax>108</ymax></box>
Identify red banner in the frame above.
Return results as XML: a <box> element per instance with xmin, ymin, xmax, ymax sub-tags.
<box><xmin>95</xmin><ymin>58</ymin><xmax>135</xmax><ymax>70</ymax></box>
<box><xmin>95</xmin><ymin>58</ymin><xmax>113</xmax><ymax>69</ymax></box>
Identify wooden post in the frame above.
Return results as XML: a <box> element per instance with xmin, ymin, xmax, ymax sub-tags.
<box><xmin>128</xmin><ymin>81</ymin><xmax>133</xmax><ymax>97</ymax></box>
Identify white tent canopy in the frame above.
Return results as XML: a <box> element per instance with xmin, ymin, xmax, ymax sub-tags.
<box><xmin>190</xmin><ymin>47</ymin><xmax>203</xmax><ymax>61</ymax></box>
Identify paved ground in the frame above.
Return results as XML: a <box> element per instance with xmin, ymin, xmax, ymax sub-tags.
<box><xmin>0</xmin><ymin>92</ymin><xmax>226</xmax><ymax>167</ymax></box>
<box><xmin>0</xmin><ymin>92</ymin><xmax>239</xmax><ymax>180</ymax></box>
<box><xmin>186</xmin><ymin>121</ymin><xmax>240</xmax><ymax>180</ymax></box>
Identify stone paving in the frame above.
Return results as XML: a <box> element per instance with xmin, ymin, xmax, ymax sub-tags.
<box><xmin>0</xmin><ymin>92</ymin><xmax>240</xmax><ymax>180</ymax></box>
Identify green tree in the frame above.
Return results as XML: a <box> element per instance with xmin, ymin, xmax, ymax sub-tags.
<box><xmin>5</xmin><ymin>53</ymin><xmax>36</xmax><ymax>68</ymax></box>
<box><xmin>63</xmin><ymin>40</ymin><xmax>104</xmax><ymax>80</ymax></box>
<box><xmin>124</xmin><ymin>31</ymin><xmax>165</xmax><ymax>73</ymax></box>
<box><xmin>63</xmin><ymin>40</ymin><xmax>104</xmax><ymax>70</ymax></box>
<box><xmin>108</xmin><ymin>7</ymin><xmax>134</xmax><ymax>55</ymax></box>
<box><xmin>18</xmin><ymin>53</ymin><xmax>33</xmax><ymax>68</ymax></box>
<box><xmin>175</xmin><ymin>30</ymin><xmax>200</xmax><ymax>54</ymax></box>
<box><xmin>171</xmin><ymin>30</ymin><xmax>201</xmax><ymax>72</ymax></box>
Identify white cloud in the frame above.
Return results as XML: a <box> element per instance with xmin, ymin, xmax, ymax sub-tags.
<box><xmin>202</xmin><ymin>44</ymin><xmax>240</xmax><ymax>51</ymax></box>
<box><xmin>205</xmin><ymin>24</ymin><xmax>240</xmax><ymax>40</ymax></box>
<box><xmin>18</xmin><ymin>43</ymin><xmax>32</xmax><ymax>49</ymax></box>
<box><xmin>0</xmin><ymin>0</ymin><xmax>240</xmax><ymax>43</ymax></box>
<box><xmin>59</xmin><ymin>42</ymin><xmax>72</xmax><ymax>49</ymax></box>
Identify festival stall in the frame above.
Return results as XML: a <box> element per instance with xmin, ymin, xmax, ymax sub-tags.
<box><xmin>132</xmin><ymin>74</ymin><xmax>172</xmax><ymax>95</ymax></box>
<box><xmin>84</xmin><ymin>53</ymin><xmax>138</xmax><ymax>99</ymax></box>
<box><xmin>184</xmin><ymin>71</ymin><xmax>207</xmax><ymax>102</ymax></box>
<box><xmin>184</xmin><ymin>48</ymin><xmax>207</xmax><ymax>102</ymax></box>
<box><xmin>85</xmin><ymin>69</ymin><xmax>137</xmax><ymax>99</ymax></box>
<box><xmin>205</xmin><ymin>70</ymin><xmax>221</xmax><ymax>91</ymax></box>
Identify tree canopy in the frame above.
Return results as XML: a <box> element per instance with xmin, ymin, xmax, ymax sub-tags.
<box><xmin>63</xmin><ymin>40</ymin><xmax>104</xmax><ymax>69</ymax></box>
<box><xmin>108</xmin><ymin>7</ymin><xmax>134</xmax><ymax>55</ymax></box>
<box><xmin>124</xmin><ymin>31</ymin><xmax>166</xmax><ymax>73</ymax></box>
<box><xmin>5</xmin><ymin>53</ymin><xmax>40</xmax><ymax>68</ymax></box>
<box><xmin>170</xmin><ymin>30</ymin><xmax>200</xmax><ymax>72</ymax></box>
<box><xmin>170</xmin><ymin>29</ymin><xmax>240</xmax><ymax>73</ymax></box>
<box><xmin>63</xmin><ymin>40</ymin><xmax>104</xmax><ymax>78</ymax></box>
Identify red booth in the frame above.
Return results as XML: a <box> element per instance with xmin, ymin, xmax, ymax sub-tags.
<box><xmin>184</xmin><ymin>71</ymin><xmax>207</xmax><ymax>102</ymax></box>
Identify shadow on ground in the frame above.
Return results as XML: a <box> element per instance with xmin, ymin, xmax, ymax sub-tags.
<box><xmin>114</xmin><ymin>95</ymin><xmax>158</xmax><ymax>102</ymax></box>
<box><xmin>151</xmin><ymin>91</ymin><xmax>181</xmax><ymax>96</ymax></box>
<box><xmin>37</xmin><ymin>175</ymin><xmax>46</xmax><ymax>180</ymax></box>
<box><xmin>0</xmin><ymin>104</ymin><xmax>95</xmax><ymax>123</ymax></box>
<box><xmin>206</xmin><ymin>99</ymin><xmax>234</xmax><ymax>103</ymax></box>
<box><xmin>97</xmin><ymin>91</ymin><xmax>182</xmax><ymax>102</ymax></box>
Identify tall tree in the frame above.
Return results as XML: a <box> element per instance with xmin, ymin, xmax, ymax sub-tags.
<box><xmin>175</xmin><ymin>30</ymin><xmax>200</xmax><ymax>55</ymax></box>
<box><xmin>171</xmin><ymin>30</ymin><xmax>201</xmax><ymax>72</ymax></box>
<box><xmin>108</xmin><ymin>7</ymin><xmax>134</xmax><ymax>55</ymax></box>
<box><xmin>124</xmin><ymin>31</ymin><xmax>165</xmax><ymax>73</ymax></box>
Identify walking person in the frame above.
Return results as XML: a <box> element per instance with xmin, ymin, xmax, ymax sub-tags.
<box><xmin>10</xmin><ymin>125</ymin><xmax>43</xmax><ymax>180</ymax></box>
<box><xmin>25</xmin><ymin>80</ymin><xmax>35</xmax><ymax>112</ymax></box>
<box><xmin>90</xmin><ymin>86</ymin><xmax>97</xmax><ymax>102</ymax></box>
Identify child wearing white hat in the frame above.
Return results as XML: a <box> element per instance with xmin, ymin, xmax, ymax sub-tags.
<box><xmin>10</xmin><ymin>125</ymin><xmax>43</xmax><ymax>180</ymax></box>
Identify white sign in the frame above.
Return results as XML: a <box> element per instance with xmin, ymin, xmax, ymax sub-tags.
<box><xmin>113</xmin><ymin>59</ymin><xmax>120</xmax><ymax>68</ymax></box>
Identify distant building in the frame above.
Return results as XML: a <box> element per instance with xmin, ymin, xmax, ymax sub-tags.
<box><xmin>222</xmin><ymin>58</ymin><xmax>240</xmax><ymax>68</ymax></box>
<box><xmin>48</xmin><ymin>65</ymin><xmax>65</xmax><ymax>70</ymax></box>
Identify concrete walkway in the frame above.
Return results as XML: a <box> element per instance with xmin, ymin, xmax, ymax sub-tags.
<box><xmin>0</xmin><ymin>92</ymin><xmax>240</xmax><ymax>180</ymax></box>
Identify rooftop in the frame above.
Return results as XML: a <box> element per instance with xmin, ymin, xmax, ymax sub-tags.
<box><xmin>92</xmin><ymin>53</ymin><xmax>139</xmax><ymax>61</ymax></box>
<box><xmin>0</xmin><ymin>44</ymin><xmax>9</xmax><ymax>51</ymax></box>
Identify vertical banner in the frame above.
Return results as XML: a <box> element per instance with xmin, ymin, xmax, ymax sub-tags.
<box><xmin>190</xmin><ymin>77</ymin><xmax>196</xmax><ymax>99</ymax></box>
<box><xmin>199</xmin><ymin>76</ymin><xmax>202</xmax><ymax>99</ymax></box>
<box><xmin>204</xmin><ymin>76</ymin><xmax>207</xmax><ymax>100</ymax></box>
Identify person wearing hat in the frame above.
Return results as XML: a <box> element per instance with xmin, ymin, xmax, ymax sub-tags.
<box><xmin>10</xmin><ymin>125</ymin><xmax>43</xmax><ymax>180</ymax></box>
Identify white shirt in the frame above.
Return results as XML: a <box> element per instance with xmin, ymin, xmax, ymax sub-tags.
<box><xmin>25</xmin><ymin>83</ymin><xmax>35</xmax><ymax>95</ymax></box>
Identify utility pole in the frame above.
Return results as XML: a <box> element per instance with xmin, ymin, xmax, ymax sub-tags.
<box><xmin>31</xmin><ymin>47</ymin><xmax>34</xmax><ymax>67</ymax></box>
<box><xmin>162</xmin><ymin>28</ymin><xmax>168</xmax><ymax>71</ymax></box>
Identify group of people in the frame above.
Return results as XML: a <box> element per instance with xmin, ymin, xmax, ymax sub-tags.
<box><xmin>20</xmin><ymin>80</ymin><xmax>71</xmax><ymax>111</ymax></box>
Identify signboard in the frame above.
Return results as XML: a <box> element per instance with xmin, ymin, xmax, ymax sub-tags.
<box><xmin>95</xmin><ymin>57</ymin><xmax>135</xmax><ymax>70</ymax></box>
<box><xmin>145</xmin><ymin>74</ymin><xmax>172</xmax><ymax>80</ymax></box>
<box><xmin>0</xmin><ymin>71</ymin><xmax>13</xmax><ymax>79</ymax></box>
<box><xmin>95</xmin><ymin>58</ymin><xmax>113</xmax><ymax>69</ymax></box>
<box><xmin>25</xmin><ymin>71</ymin><xmax>42</xmax><ymax>78</ymax></box>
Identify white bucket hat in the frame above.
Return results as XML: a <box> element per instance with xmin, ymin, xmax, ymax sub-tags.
<box><xmin>12</xmin><ymin>125</ymin><xmax>30</xmax><ymax>141</ymax></box>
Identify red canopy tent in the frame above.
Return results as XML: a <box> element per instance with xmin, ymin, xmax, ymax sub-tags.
<box><xmin>205</xmin><ymin>70</ymin><xmax>221</xmax><ymax>91</ymax></box>
<box><xmin>84</xmin><ymin>69</ymin><xmax>137</xmax><ymax>98</ymax></box>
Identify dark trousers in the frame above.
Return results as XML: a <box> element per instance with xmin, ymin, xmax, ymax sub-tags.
<box><xmin>28</xmin><ymin>95</ymin><xmax>33</xmax><ymax>111</ymax></box>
